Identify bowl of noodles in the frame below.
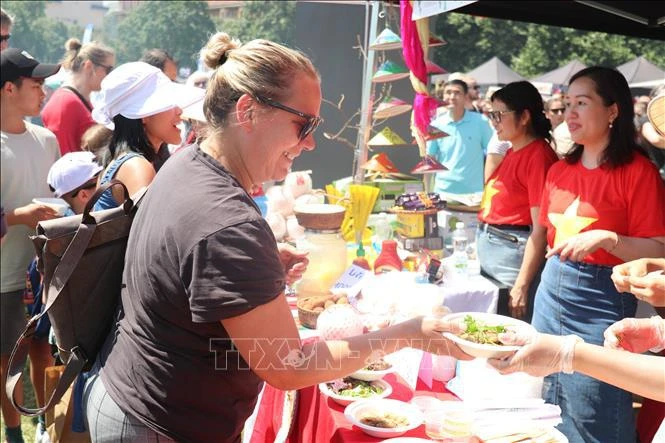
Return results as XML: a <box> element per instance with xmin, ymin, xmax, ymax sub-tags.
<box><xmin>442</xmin><ymin>312</ymin><xmax>535</xmax><ymax>359</ymax></box>
<box><xmin>344</xmin><ymin>399</ymin><xmax>423</xmax><ymax>438</ymax></box>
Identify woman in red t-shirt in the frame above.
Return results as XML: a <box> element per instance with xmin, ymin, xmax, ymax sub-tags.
<box><xmin>477</xmin><ymin>81</ymin><xmax>558</xmax><ymax>321</ymax></box>
<box><xmin>532</xmin><ymin>66</ymin><xmax>665</xmax><ymax>443</ymax></box>
<box><xmin>42</xmin><ymin>38</ymin><xmax>115</xmax><ymax>155</ymax></box>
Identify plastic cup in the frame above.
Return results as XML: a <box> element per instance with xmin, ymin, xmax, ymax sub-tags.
<box><xmin>410</xmin><ymin>395</ymin><xmax>443</xmax><ymax>414</ymax></box>
<box><xmin>424</xmin><ymin>409</ymin><xmax>449</xmax><ymax>440</ymax></box>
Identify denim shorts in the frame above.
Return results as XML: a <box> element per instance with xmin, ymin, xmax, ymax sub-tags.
<box><xmin>476</xmin><ymin>226</ymin><xmax>541</xmax><ymax>322</ymax></box>
<box><xmin>532</xmin><ymin>256</ymin><xmax>637</xmax><ymax>443</ymax></box>
<box><xmin>84</xmin><ymin>361</ymin><xmax>175</xmax><ymax>443</ymax></box>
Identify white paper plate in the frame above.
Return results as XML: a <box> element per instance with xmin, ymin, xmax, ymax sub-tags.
<box><xmin>443</xmin><ymin>312</ymin><xmax>535</xmax><ymax>359</ymax></box>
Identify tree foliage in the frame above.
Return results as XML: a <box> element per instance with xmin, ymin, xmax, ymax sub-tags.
<box><xmin>110</xmin><ymin>1</ymin><xmax>215</xmax><ymax>70</ymax></box>
<box><xmin>214</xmin><ymin>1</ymin><xmax>296</xmax><ymax>47</ymax></box>
<box><xmin>433</xmin><ymin>13</ymin><xmax>665</xmax><ymax>79</ymax></box>
<box><xmin>2</xmin><ymin>1</ymin><xmax>82</xmax><ymax>64</ymax></box>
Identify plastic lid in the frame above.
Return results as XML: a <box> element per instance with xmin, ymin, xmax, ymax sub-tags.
<box><xmin>455</xmin><ymin>222</ymin><xmax>465</xmax><ymax>229</ymax></box>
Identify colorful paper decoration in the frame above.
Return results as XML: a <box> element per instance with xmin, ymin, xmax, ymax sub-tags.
<box><xmin>426</xmin><ymin>60</ymin><xmax>447</xmax><ymax>75</ymax></box>
<box><xmin>369</xmin><ymin>28</ymin><xmax>403</xmax><ymax>51</ymax></box>
<box><xmin>428</xmin><ymin>35</ymin><xmax>447</xmax><ymax>48</ymax></box>
<box><xmin>412</xmin><ymin>125</ymin><xmax>449</xmax><ymax>143</ymax></box>
<box><xmin>410</xmin><ymin>155</ymin><xmax>448</xmax><ymax>174</ymax></box>
<box><xmin>372</xmin><ymin>60</ymin><xmax>410</xmax><ymax>83</ymax></box>
<box><xmin>361</xmin><ymin>152</ymin><xmax>400</xmax><ymax>173</ymax></box>
<box><xmin>368</xmin><ymin>127</ymin><xmax>408</xmax><ymax>147</ymax></box>
<box><xmin>373</xmin><ymin>97</ymin><xmax>413</xmax><ymax>120</ymax></box>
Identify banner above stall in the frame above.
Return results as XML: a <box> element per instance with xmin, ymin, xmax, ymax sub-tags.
<box><xmin>411</xmin><ymin>1</ymin><xmax>477</xmax><ymax>20</ymax></box>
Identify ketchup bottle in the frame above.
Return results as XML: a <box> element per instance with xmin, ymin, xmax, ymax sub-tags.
<box><xmin>373</xmin><ymin>240</ymin><xmax>402</xmax><ymax>274</ymax></box>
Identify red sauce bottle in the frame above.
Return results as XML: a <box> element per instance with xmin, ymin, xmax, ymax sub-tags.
<box><xmin>373</xmin><ymin>240</ymin><xmax>403</xmax><ymax>274</ymax></box>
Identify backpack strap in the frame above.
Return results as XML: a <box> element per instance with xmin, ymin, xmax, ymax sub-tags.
<box><xmin>62</xmin><ymin>86</ymin><xmax>93</xmax><ymax>112</ymax></box>
<box><xmin>5</xmin><ymin>180</ymin><xmax>132</xmax><ymax>416</ymax></box>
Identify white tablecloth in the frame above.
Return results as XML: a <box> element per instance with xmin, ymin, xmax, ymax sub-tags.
<box><xmin>439</xmin><ymin>258</ymin><xmax>499</xmax><ymax>314</ymax></box>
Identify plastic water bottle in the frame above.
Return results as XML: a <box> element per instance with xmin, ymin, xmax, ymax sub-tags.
<box><xmin>372</xmin><ymin>213</ymin><xmax>392</xmax><ymax>253</ymax></box>
<box><xmin>452</xmin><ymin>222</ymin><xmax>468</xmax><ymax>276</ymax></box>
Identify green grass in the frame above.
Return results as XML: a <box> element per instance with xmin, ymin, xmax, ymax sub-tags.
<box><xmin>1</xmin><ymin>365</ymin><xmax>38</xmax><ymax>443</ymax></box>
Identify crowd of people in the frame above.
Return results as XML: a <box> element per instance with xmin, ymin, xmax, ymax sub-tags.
<box><xmin>2</xmin><ymin>4</ymin><xmax>665</xmax><ymax>443</ymax></box>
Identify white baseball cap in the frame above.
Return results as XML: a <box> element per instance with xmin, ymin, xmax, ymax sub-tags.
<box><xmin>47</xmin><ymin>152</ymin><xmax>103</xmax><ymax>197</ymax></box>
<box><xmin>92</xmin><ymin>62</ymin><xmax>206</xmax><ymax>129</ymax></box>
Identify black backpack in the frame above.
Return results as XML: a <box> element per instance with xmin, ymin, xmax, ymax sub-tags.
<box><xmin>5</xmin><ymin>180</ymin><xmax>144</xmax><ymax>416</ymax></box>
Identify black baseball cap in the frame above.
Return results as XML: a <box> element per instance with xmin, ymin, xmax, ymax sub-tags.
<box><xmin>1</xmin><ymin>48</ymin><xmax>60</xmax><ymax>87</ymax></box>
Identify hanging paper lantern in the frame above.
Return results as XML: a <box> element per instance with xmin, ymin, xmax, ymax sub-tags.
<box><xmin>369</xmin><ymin>28</ymin><xmax>402</xmax><ymax>51</ymax></box>
<box><xmin>372</xmin><ymin>60</ymin><xmax>410</xmax><ymax>83</ymax></box>
<box><xmin>367</xmin><ymin>127</ymin><xmax>408</xmax><ymax>147</ymax></box>
<box><xmin>373</xmin><ymin>97</ymin><xmax>413</xmax><ymax>120</ymax></box>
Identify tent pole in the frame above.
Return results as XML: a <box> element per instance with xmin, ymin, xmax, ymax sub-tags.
<box><xmin>353</xmin><ymin>0</ymin><xmax>379</xmax><ymax>185</ymax></box>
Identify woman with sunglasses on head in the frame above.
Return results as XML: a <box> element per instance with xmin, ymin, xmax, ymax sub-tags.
<box><xmin>478</xmin><ymin>81</ymin><xmax>559</xmax><ymax>322</ymax></box>
<box><xmin>90</xmin><ymin>61</ymin><xmax>204</xmax><ymax>211</ymax></box>
<box><xmin>82</xmin><ymin>32</ymin><xmax>471</xmax><ymax>443</ymax></box>
<box><xmin>41</xmin><ymin>38</ymin><xmax>115</xmax><ymax>155</ymax></box>
<box><xmin>532</xmin><ymin>66</ymin><xmax>665</xmax><ymax>443</ymax></box>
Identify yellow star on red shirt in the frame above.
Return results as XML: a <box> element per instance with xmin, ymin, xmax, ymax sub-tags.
<box><xmin>480</xmin><ymin>178</ymin><xmax>500</xmax><ymax>218</ymax></box>
<box><xmin>548</xmin><ymin>197</ymin><xmax>598</xmax><ymax>247</ymax></box>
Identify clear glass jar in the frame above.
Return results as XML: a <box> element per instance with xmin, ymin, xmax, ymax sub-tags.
<box><xmin>295</xmin><ymin>229</ymin><xmax>347</xmax><ymax>297</ymax></box>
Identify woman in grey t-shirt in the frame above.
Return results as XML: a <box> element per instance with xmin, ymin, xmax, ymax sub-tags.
<box><xmin>84</xmin><ymin>34</ymin><xmax>472</xmax><ymax>443</ymax></box>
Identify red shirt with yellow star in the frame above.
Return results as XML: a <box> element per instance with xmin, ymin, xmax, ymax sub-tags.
<box><xmin>479</xmin><ymin>139</ymin><xmax>558</xmax><ymax>225</ymax></box>
<box><xmin>539</xmin><ymin>153</ymin><xmax>665</xmax><ymax>266</ymax></box>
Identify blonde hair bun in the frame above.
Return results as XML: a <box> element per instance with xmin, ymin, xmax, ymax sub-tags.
<box><xmin>65</xmin><ymin>38</ymin><xmax>82</xmax><ymax>53</ymax></box>
<box><xmin>201</xmin><ymin>32</ymin><xmax>241</xmax><ymax>69</ymax></box>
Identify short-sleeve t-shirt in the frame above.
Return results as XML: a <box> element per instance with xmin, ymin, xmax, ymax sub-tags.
<box><xmin>427</xmin><ymin>110</ymin><xmax>494</xmax><ymax>195</ymax></box>
<box><xmin>41</xmin><ymin>87</ymin><xmax>95</xmax><ymax>155</ymax></box>
<box><xmin>539</xmin><ymin>153</ymin><xmax>665</xmax><ymax>266</ymax></box>
<box><xmin>479</xmin><ymin>139</ymin><xmax>558</xmax><ymax>225</ymax></box>
<box><xmin>100</xmin><ymin>145</ymin><xmax>285</xmax><ymax>442</ymax></box>
<box><xmin>1</xmin><ymin>123</ymin><xmax>60</xmax><ymax>292</ymax></box>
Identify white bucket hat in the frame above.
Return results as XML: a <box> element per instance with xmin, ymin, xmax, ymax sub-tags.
<box><xmin>92</xmin><ymin>61</ymin><xmax>206</xmax><ymax>129</ymax></box>
<box><xmin>47</xmin><ymin>151</ymin><xmax>103</xmax><ymax>197</ymax></box>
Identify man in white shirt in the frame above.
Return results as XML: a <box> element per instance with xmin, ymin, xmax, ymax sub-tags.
<box><xmin>1</xmin><ymin>48</ymin><xmax>60</xmax><ymax>443</ymax></box>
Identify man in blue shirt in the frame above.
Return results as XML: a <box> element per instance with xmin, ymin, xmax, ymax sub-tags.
<box><xmin>427</xmin><ymin>79</ymin><xmax>494</xmax><ymax>196</ymax></box>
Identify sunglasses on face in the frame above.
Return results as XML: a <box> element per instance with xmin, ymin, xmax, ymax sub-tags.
<box><xmin>94</xmin><ymin>62</ymin><xmax>114</xmax><ymax>75</ymax></box>
<box><xmin>254</xmin><ymin>95</ymin><xmax>323</xmax><ymax>142</ymax></box>
<box><xmin>549</xmin><ymin>108</ymin><xmax>565</xmax><ymax>115</ymax></box>
<box><xmin>488</xmin><ymin>110</ymin><xmax>515</xmax><ymax>123</ymax></box>
<box><xmin>0</xmin><ymin>34</ymin><xmax>10</xmax><ymax>42</ymax></box>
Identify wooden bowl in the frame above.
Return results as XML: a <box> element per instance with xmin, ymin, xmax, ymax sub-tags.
<box><xmin>293</xmin><ymin>204</ymin><xmax>346</xmax><ymax>231</ymax></box>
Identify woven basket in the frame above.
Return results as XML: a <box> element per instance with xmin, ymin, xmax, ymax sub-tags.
<box><xmin>296</xmin><ymin>295</ymin><xmax>333</xmax><ymax>329</ymax></box>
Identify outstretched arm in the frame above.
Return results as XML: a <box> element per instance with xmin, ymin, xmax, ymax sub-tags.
<box><xmin>488</xmin><ymin>330</ymin><xmax>665</xmax><ymax>402</ymax></box>
<box><xmin>222</xmin><ymin>294</ymin><xmax>472</xmax><ymax>391</ymax></box>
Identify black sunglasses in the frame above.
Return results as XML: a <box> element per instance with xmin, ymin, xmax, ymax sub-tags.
<box><xmin>488</xmin><ymin>110</ymin><xmax>516</xmax><ymax>123</ymax></box>
<box><xmin>549</xmin><ymin>108</ymin><xmax>565</xmax><ymax>115</ymax></box>
<box><xmin>0</xmin><ymin>34</ymin><xmax>10</xmax><ymax>42</ymax></box>
<box><xmin>94</xmin><ymin>62</ymin><xmax>114</xmax><ymax>75</ymax></box>
<box><xmin>254</xmin><ymin>95</ymin><xmax>323</xmax><ymax>142</ymax></box>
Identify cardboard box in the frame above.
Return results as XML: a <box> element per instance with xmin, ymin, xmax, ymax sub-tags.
<box><xmin>331</xmin><ymin>176</ymin><xmax>424</xmax><ymax>213</ymax></box>
<box><xmin>437</xmin><ymin>209</ymin><xmax>480</xmax><ymax>246</ymax></box>
<box><xmin>395</xmin><ymin>211</ymin><xmax>439</xmax><ymax>238</ymax></box>
<box><xmin>395</xmin><ymin>233</ymin><xmax>444</xmax><ymax>252</ymax></box>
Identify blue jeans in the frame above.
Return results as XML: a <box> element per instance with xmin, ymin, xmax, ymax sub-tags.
<box><xmin>476</xmin><ymin>227</ymin><xmax>541</xmax><ymax>322</ymax></box>
<box><xmin>532</xmin><ymin>256</ymin><xmax>637</xmax><ymax>443</ymax></box>
<box><xmin>83</xmin><ymin>361</ymin><xmax>175</xmax><ymax>443</ymax></box>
